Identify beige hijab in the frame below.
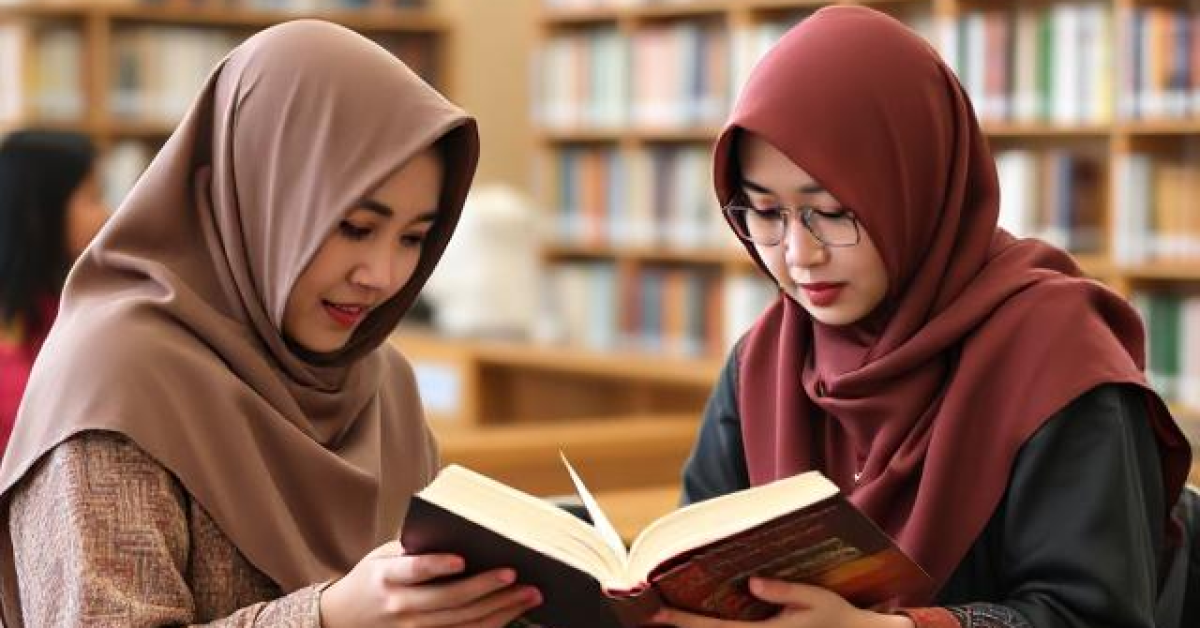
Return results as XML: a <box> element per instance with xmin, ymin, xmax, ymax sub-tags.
<box><xmin>0</xmin><ymin>20</ymin><xmax>478</xmax><ymax>625</ymax></box>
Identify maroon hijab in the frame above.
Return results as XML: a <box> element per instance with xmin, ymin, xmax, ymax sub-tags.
<box><xmin>713</xmin><ymin>6</ymin><xmax>1190</xmax><ymax>601</ymax></box>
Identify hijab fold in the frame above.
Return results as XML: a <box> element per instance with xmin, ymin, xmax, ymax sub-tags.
<box><xmin>714</xmin><ymin>7</ymin><xmax>1190</xmax><ymax>602</ymax></box>
<box><xmin>0</xmin><ymin>20</ymin><xmax>479</xmax><ymax>626</ymax></box>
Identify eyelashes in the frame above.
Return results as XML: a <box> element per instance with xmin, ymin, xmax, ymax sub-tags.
<box><xmin>400</xmin><ymin>233</ymin><xmax>427</xmax><ymax>248</ymax></box>
<box><xmin>338</xmin><ymin>220</ymin><xmax>429</xmax><ymax>248</ymax></box>
<box><xmin>338</xmin><ymin>220</ymin><xmax>372</xmax><ymax>241</ymax></box>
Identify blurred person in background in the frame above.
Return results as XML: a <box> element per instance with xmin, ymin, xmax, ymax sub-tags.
<box><xmin>0</xmin><ymin>129</ymin><xmax>108</xmax><ymax>457</ymax></box>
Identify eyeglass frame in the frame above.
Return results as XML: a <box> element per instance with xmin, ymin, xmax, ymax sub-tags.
<box><xmin>722</xmin><ymin>200</ymin><xmax>863</xmax><ymax>248</ymax></box>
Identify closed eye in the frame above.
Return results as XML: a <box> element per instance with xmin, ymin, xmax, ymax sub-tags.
<box><xmin>751</xmin><ymin>206</ymin><xmax>785</xmax><ymax>219</ymax></box>
<box><xmin>805</xmin><ymin>207</ymin><xmax>851</xmax><ymax>219</ymax></box>
<box><xmin>400</xmin><ymin>232</ymin><xmax>428</xmax><ymax>248</ymax></box>
<box><xmin>338</xmin><ymin>220</ymin><xmax>372</xmax><ymax>241</ymax></box>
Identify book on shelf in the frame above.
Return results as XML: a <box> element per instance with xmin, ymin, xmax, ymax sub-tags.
<box><xmin>400</xmin><ymin>457</ymin><xmax>931</xmax><ymax>628</ymax></box>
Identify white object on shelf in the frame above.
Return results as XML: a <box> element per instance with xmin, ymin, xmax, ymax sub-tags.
<box><xmin>424</xmin><ymin>184</ymin><xmax>543</xmax><ymax>339</ymax></box>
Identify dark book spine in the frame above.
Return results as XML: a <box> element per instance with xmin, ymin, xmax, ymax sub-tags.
<box><xmin>402</xmin><ymin>497</ymin><xmax>637</xmax><ymax>628</ymax></box>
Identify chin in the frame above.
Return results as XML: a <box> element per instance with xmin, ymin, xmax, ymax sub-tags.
<box><xmin>810</xmin><ymin>313</ymin><xmax>863</xmax><ymax>327</ymax></box>
<box><xmin>787</xmin><ymin>292</ymin><xmax>865</xmax><ymax>327</ymax></box>
<box><xmin>292</xmin><ymin>333</ymin><xmax>350</xmax><ymax>355</ymax></box>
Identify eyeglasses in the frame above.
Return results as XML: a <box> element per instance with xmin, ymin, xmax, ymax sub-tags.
<box><xmin>722</xmin><ymin>203</ymin><xmax>861</xmax><ymax>247</ymax></box>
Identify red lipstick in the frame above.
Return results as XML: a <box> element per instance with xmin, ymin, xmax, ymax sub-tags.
<box><xmin>800</xmin><ymin>283</ymin><xmax>845</xmax><ymax>307</ymax></box>
<box><xmin>323</xmin><ymin>301</ymin><xmax>367</xmax><ymax>328</ymax></box>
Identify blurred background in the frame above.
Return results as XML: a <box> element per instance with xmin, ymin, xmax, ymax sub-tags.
<box><xmin>2</xmin><ymin>0</ymin><xmax>1199</xmax><ymax>536</ymax></box>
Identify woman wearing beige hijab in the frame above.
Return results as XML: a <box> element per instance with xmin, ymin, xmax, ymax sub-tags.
<box><xmin>0</xmin><ymin>20</ymin><xmax>541</xmax><ymax>627</ymax></box>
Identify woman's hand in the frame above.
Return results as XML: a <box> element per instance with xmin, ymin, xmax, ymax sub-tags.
<box><xmin>648</xmin><ymin>578</ymin><xmax>913</xmax><ymax>628</ymax></box>
<box><xmin>319</xmin><ymin>540</ymin><xmax>541</xmax><ymax>628</ymax></box>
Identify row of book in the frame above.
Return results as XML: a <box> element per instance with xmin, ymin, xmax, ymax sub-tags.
<box><xmin>955</xmin><ymin>4</ymin><xmax>1200</xmax><ymax>123</ymax></box>
<box><xmin>0</xmin><ymin>25</ymin><xmax>84</xmax><ymax>122</ymax></box>
<box><xmin>1120</xmin><ymin>6</ymin><xmax>1200</xmax><ymax>120</ymax></box>
<box><xmin>533</xmin><ymin>2</ymin><xmax>1164</xmax><ymax>133</ymax></box>
<box><xmin>552</xmin><ymin>144</ymin><xmax>732</xmax><ymax>249</ymax></box>
<box><xmin>544</xmin><ymin>262</ymin><xmax>776</xmax><ymax>357</ymax></box>
<box><xmin>536</xmin><ymin>1</ymin><xmax>1200</xmax><ymax>132</ymax></box>
<box><xmin>1133</xmin><ymin>291</ymin><xmax>1200</xmax><ymax>410</ymax></box>
<box><xmin>994</xmin><ymin>149</ymin><xmax>1103</xmax><ymax>254</ymax></box>
<box><xmin>534</xmin><ymin>19</ymin><xmax>796</xmax><ymax>130</ymax></box>
<box><xmin>112</xmin><ymin>27</ymin><xmax>238</xmax><ymax>123</ymax></box>
<box><xmin>551</xmin><ymin>143</ymin><xmax>1123</xmax><ymax>256</ymax></box>
<box><xmin>1114</xmin><ymin>151</ymin><xmax>1200</xmax><ymax>264</ymax></box>
<box><xmin>1</xmin><ymin>25</ymin><xmax>437</xmax><ymax>124</ymax></box>
<box><xmin>946</xmin><ymin>3</ymin><xmax>1113</xmax><ymax>125</ymax></box>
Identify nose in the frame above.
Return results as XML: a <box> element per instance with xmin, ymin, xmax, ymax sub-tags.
<box><xmin>350</xmin><ymin>245</ymin><xmax>400</xmax><ymax>292</ymax></box>
<box><xmin>782</xmin><ymin>211</ymin><xmax>828</xmax><ymax>268</ymax></box>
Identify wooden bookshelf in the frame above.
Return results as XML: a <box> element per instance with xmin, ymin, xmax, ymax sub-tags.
<box><xmin>0</xmin><ymin>0</ymin><xmax>450</xmax><ymax>193</ymax></box>
<box><xmin>984</xmin><ymin>123</ymin><xmax>1111</xmax><ymax>138</ymax></box>
<box><xmin>525</xmin><ymin>0</ymin><xmax>1200</xmax><ymax>438</ymax></box>
<box><xmin>1124</xmin><ymin>263</ymin><xmax>1200</xmax><ymax>282</ymax></box>
<box><xmin>390</xmin><ymin>330</ymin><xmax>719</xmax><ymax>426</ymax></box>
<box><xmin>1117</xmin><ymin>120</ymin><xmax>1200</xmax><ymax>136</ymax></box>
<box><xmin>543</xmin><ymin>242</ymin><xmax>753</xmax><ymax>267</ymax></box>
<box><xmin>0</xmin><ymin>2</ymin><xmax>447</xmax><ymax>31</ymax></box>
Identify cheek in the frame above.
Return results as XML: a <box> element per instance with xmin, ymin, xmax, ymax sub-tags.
<box><xmin>851</xmin><ymin>253</ymin><xmax>889</xmax><ymax>302</ymax></box>
<box><xmin>388</xmin><ymin>251</ymin><xmax>424</xmax><ymax>297</ymax></box>
<box><xmin>754</xmin><ymin>246</ymin><xmax>789</xmax><ymax>285</ymax></box>
<box><xmin>283</xmin><ymin>274</ymin><xmax>315</xmax><ymax>325</ymax></box>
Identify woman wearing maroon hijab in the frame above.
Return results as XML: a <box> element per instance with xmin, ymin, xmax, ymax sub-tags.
<box><xmin>667</xmin><ymin>6</ymin><xmax>1194</xmax><ymax>628</ymax></box>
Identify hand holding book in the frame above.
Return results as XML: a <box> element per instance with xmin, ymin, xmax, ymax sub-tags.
<box><xmin>401</xmin><ymin>457</ymin><xmax>931</xmax><ymax>628</ymax></box>
<box><xmin>651</xmin><ymin>578</ymin><xmax>921</xmax><ymax>628</ymax></box>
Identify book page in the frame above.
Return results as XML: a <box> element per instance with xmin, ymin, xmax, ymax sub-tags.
<box><xmin>625</xmin><ymin>470</ymin><xmax>838</xmax><ymax>582</ymax></box>
<box><xmin>560</xmin><ymin>452</ymin><xmax>628</xmax><ymax>566</ymax></box>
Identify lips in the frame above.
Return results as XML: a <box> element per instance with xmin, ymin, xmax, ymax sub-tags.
<box><xmin>799</xmin><ymin>282</ymin><xmax>845</xmax><ymax>307</ymax></box>
<box><xmin>323</xmin><ymin>300</ymin><xmax>369</xmax><ymax>328</ymax></box>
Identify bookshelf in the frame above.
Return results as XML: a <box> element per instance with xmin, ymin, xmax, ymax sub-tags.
<box><xmin>522</xmin><ymin>0</ymin><xmax>1200</xmax><ymax>441</ymax></box>
<box><xmin>0</xmin><ymin>0</ymin><xmax>450</xmax><ymax>207</ymax></box>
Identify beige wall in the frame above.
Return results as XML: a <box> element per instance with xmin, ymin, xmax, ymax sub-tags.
<box><xmin>434</xmin><ymin>0</ymin><xmax>537</xmax><ymax>193</ymax></box>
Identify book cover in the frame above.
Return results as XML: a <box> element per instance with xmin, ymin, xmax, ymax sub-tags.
<box><xmin>400</xmin><ymin>465</ymin><xmax>931</xmax><ymax>628</ymax></box>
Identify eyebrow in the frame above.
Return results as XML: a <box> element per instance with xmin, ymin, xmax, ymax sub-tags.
<box><xmin>357</xmin><ymin>199</ymin><xmax>438</xmax><ymax>224</ymax></box>
<box><xmin>741</xmin><ymin>178</ymin><xmax>826</xmax><ymax>196</ymax></box>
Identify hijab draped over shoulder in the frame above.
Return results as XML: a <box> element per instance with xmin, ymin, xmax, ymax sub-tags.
<box><xmin>0</xmin><ymin>19</ymin><xmax>479</xmax><ymax>624</ymax></box>
<box><xmin>713</xmin><ymin>6</ymin><xmax>1190</xmax><ymax>602</ymax></box>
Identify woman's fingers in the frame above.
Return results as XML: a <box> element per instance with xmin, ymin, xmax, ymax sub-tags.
<box><xmin>393</xmin><ymin>567</ymin><xmax>519</xmax><ymax>612</ymax></box>
<box><xmin>379</xmin><ymin>553</ymin><xmax>467</xmax><ymax>586</ymax></box>
<box><xmin>410</xmin><ymin>582</ymin><xmax>542</xmax><ymax>628</ymax></box>
<box><xmin>746</xmin><ymin>578</ymin><xmax>822</xmax><ymax>607</ymax></box>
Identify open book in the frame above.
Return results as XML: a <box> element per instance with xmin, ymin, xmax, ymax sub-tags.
<box><xmin>401</xmin><ymin>459</ymin><xmax>931</xmax><ymax>628</ymax></box>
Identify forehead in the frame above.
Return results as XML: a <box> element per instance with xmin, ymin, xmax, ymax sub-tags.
<box><xmin>737</xmin><ymin>134</ymin><xmax>819</xmax><ymax>187</ymax></box>
<box><xmin>367</xmin><ymin>149</ymin><xmax>443</xmax><ymax>200</ymax></box>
